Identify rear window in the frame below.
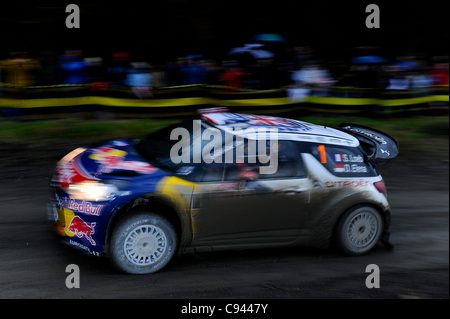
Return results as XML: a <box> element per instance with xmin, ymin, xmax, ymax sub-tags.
<box><xmin>308</xmin><ymin>143</ymin><xmax>378</xmax><ymax>177</ymax></box>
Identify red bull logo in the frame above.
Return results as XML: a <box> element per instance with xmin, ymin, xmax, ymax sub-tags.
<box><xmin>89</xmin><ymin>147</ymin><xmax>156</xmax><ymax>174</ymax></box>
<box><xmin>67</xmin><ymin>199</ymin><xmax>103</xmax><ymax>216</ymax></box>
<box><xmin>67</xmin><ymin>216</ymin><xmax>96</xmax><ymax>245</ymax></box>
<box><xmin>54</xmin><ymin>156</ymin><xmax>97</xmax><ymax>188</ymax></box>
<box><xmin>89</xmin><ymin>147</ymin><xmax>127</xmax><ymax>170</ymax></box>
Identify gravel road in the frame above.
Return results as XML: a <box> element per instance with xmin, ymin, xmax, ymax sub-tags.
<box><xmin>0</xmin><ymin>142</ymin><xmax>448</xmax><ymax>300</ymax></box>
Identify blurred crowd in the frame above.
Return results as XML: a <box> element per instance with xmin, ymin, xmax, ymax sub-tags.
<box><xmin>0</xmin><ymin>47</ymin><xmax>448</xmax><ymax>98</ymax></box>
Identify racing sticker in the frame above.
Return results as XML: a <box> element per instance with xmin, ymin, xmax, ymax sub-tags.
<box><xmin>54</xmin><ymin>155</ymin><xmax>97</xmax><ymax>188</ymax></box>
<box><xmin>88</xmin><ymin>147</ymin><xmax>156</xmax><ymax>174</ymax></box>
<box><xmin>248</xmin><ymin>115</ymin><xmax>313</xmax><ymax>132</ymax></box>
<box><xmin>201</xmin><ymin>113</ymin><xmax>312</xmax><ymax>133</ymax></box>
<box><xmin>324</xmin><ymin>180</ymin><xmax>370</xmax><ymax>188</ymax></box>
<box><xmin>334</xmin><ymin>164</ymin><xmax>368</xmax><ymax>173</ymax></box>
<box><xmin>66</xmin><ymin>199</ymin><xmax>103</xmax><ymax>216</ymax></box>
<box><xmin>333</xmin><ymin>153</ymin><xmax>364</xmax><ymax>163</ymax></box>
<box><xmin>66</xmin><ymin>216</ymin><xmax>97</xmax><ymax>246</ymax></box>
<box><xmin>54</xmin><ymin>206</ymin><xmax>97</xmax><ymax>247</ymax></box>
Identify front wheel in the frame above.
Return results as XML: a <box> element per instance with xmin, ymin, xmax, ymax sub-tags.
<box><xmin>335</xmin><ymin>206</ymin><xmax>384</xmax><ymax>255</ymax></box>
<box><xmin>110</xmin><ymin>212</ymin><xmax>178</xmax><ymax>274</ymax></box>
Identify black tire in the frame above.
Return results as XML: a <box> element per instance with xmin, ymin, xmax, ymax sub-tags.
<box><xmin>110</xmin><ymin>212</ymin><xmax>178</xmax><ymax>274</ymax></box>
<box><xmin>335</xmin><ymin>206</ymin><xmax>384</xmax><ymax>255</ymax></box>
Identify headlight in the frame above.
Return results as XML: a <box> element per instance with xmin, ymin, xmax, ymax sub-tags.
<box><xmin>67</xmin><ymin>181</ymin><xmax>119</xmax><ymax>201</ymax></box>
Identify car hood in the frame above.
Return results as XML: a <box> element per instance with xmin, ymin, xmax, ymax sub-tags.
<box><xmin>80</xmin><ymin>139</ymin><xmax>161</xmax><ymax>178</ymax></box>
<box><xmin>53</xmin><ymin>139</ymin><xmax>169</xmax><ymax>189</ymax></box>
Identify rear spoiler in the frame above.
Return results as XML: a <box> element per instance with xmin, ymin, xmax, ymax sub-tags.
<box><xmin>336</xmin><ymin>123</ymin><xmax>399</xmax><ymax>166</ymax></box>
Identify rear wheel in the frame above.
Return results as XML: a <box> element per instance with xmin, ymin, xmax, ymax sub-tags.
<box><xmin>335</xmin><ymin>206</ymin><xmax>383</xmax><ymax>255</ymax></box>
<box><xmin>110</xmin><ymin>212</ymin><xmax>178</xmax><ymax>274</ymax></box>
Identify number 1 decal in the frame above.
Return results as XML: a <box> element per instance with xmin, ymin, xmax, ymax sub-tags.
<box><xmin>318</xmin><ymin>145</ymin><xmax>327</xmax><ymax>164</ymax></box>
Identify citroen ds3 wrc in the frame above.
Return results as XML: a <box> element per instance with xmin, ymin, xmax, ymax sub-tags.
<box><xmin>48</xmin><ymin>108</ymin><xmax>399</xmax><ymax>274</ymax></box>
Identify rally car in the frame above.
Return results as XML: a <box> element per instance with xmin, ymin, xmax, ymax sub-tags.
<box><xmin>48</xmin><ymin>108</ymin><xmax>399</xmax><ymax>274</ymax></box>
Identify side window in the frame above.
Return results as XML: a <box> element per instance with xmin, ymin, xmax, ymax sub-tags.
<box><xmin>188</xmin><ymin>123</ymin><xmax>226</xmax><ymax>183</ymax></box>
<box><xmin>174</xmin><ymin>164</ymin><xmax>203</xmax><ymax>182</ymax></box>
<box><xmin>310</xmin><ymin>143</ymin><xmax>377</xmax><ymax>177</ymax></box>
<box><xmin>197</xmin><ymin>162</ymin><xmax>224</xmax><ymax>182</ymax></box>
<box><xmin>224</xmin><ymin>140</ymin><xmax>306</xmax><ymax>180</ymax></box>
<box><xmin>265</xmin><ymin>141</ymin><xmax>306</xmax><ymax>179</ymax></box>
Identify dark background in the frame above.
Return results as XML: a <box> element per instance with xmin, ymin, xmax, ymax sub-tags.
<box><xmin>0</xmin><ymin>0</ymin><xmax>448</xmax><ymax>62</ymax></box>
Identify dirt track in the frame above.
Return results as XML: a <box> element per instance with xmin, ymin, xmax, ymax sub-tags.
<box><xmin>0</xmin><ymin>141</ymin><xmax>448</xmax><ymax>300</ymax></box>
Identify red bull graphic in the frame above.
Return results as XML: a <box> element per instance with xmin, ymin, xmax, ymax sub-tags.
<box><xmin>67</xmin><ymin>199</ymin><xmax>103</xmax><ymax>216</ymax></box>
<box><xmin>67</xmin><ymin>216</ymin><xmax>97</xmax><ymax>245</ymax></box>
<box><xmin>89</xmin><ymin>147</ymin><xmax>127</xmax><ymax>171</ymax></box>
<box><xmin>54</xmin><ymin>155</ymin><xmax>97</xmax><ymax>188</ymax></box>
<box><xmin>89</xmin><ymin>147</ymin><xmax>156</xmax><ymax>174</ymax></box>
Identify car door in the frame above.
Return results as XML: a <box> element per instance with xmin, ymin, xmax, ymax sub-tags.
<box><xmin>191</xmin><ymin>140</ymin><xmax>312</xmax><ymax>248</ymax></box>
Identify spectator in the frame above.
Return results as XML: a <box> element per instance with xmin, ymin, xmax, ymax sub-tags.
<box><xmin>181</xmin><ymin>57</ymin><xmax>206</xmax><ymax>85</ymax></box>
<box><xmin>125</xmin><ymin>62</ymin><xmax>153</xmax><ymax>99</ymax></box>
<box><xmin>385</xmin><ymin>67</ymin><xmax>411</xmax><ymax>90</ymax></box>
<box><xmin>409</xmin><ymin>68</ymin><xmax>433</xmax><ymax>88</ymax></box>
<box><xmin>150</xmin><ymin>64</ymin><xmax>168</xmax><ymax>89</ymax></box>
<box><xmin>291</xmin><ymin>61</ymin><xmax>333</xmax><ymax>86</ymax></box>
<box><xmin>204</xmin><ymin>59</ymin><xmax>221</xmax><ymax>85</ymax></box>
<box><xmin>60</xmin><ymin>50</ymin><xmax>88</xmax><ymax>84</ymax></box>
<box><xmin>430</xmin><ymin>62</ymin><xmax>449</xmax><ymax>86</ymax></box>
<box><xmin>218</xmin><ymin>61</ymin><xmax>246</xmax><ymax>89</ymax></box>
<box><xmin>289</xmin><ymin>46</ymin><xmax>314</xmax><ymax>70</ymax></box>
<box><xmin>165</xmin><ymin>57</ymin><xmax>185</xmax><ymax>87</ymax></box>
<box><xmin>254</xmin><ymin>58</ymin><xmax>279</xmax><ymax>89</ymax></box>
<box><xmin>38</xmin><ymin>51</ymin><xmax>60</xmax><ymax>85</ymax></box>
<box><xmin>84</xmin><ymin>56</ymin><xmax>104</xmax><ymax>83</ymax></box>
<box><xmin>0</xmin><ymin>51</ymin><xmax>41</xmax><ymax>86</ymax></box>
<box><xmin>105</xmin><ymin>52</ymin><xmax>131</xmax><ymax>86</ymax></box>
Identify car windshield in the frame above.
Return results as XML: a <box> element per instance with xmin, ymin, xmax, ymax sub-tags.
<box><xmin>134</xmin><ymin>115</ymin><xmax>226</xmax><ymax>174</ymax></box>
<box><xmin>133</xmin><ymin>117</ymin><xmax>197</xmax><ymax>172</ymax></box>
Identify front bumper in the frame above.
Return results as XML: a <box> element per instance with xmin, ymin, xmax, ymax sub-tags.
<box><xmin>48</xmin><ymin>190</ymin><xmax>107</xmax><ymax>256</ymax></box>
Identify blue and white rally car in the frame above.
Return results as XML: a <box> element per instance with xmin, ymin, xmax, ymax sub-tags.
<box><xmin>48</xmin><ymin>108</ymin><xmax>399</xmax><ymax>274</ymax></box>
